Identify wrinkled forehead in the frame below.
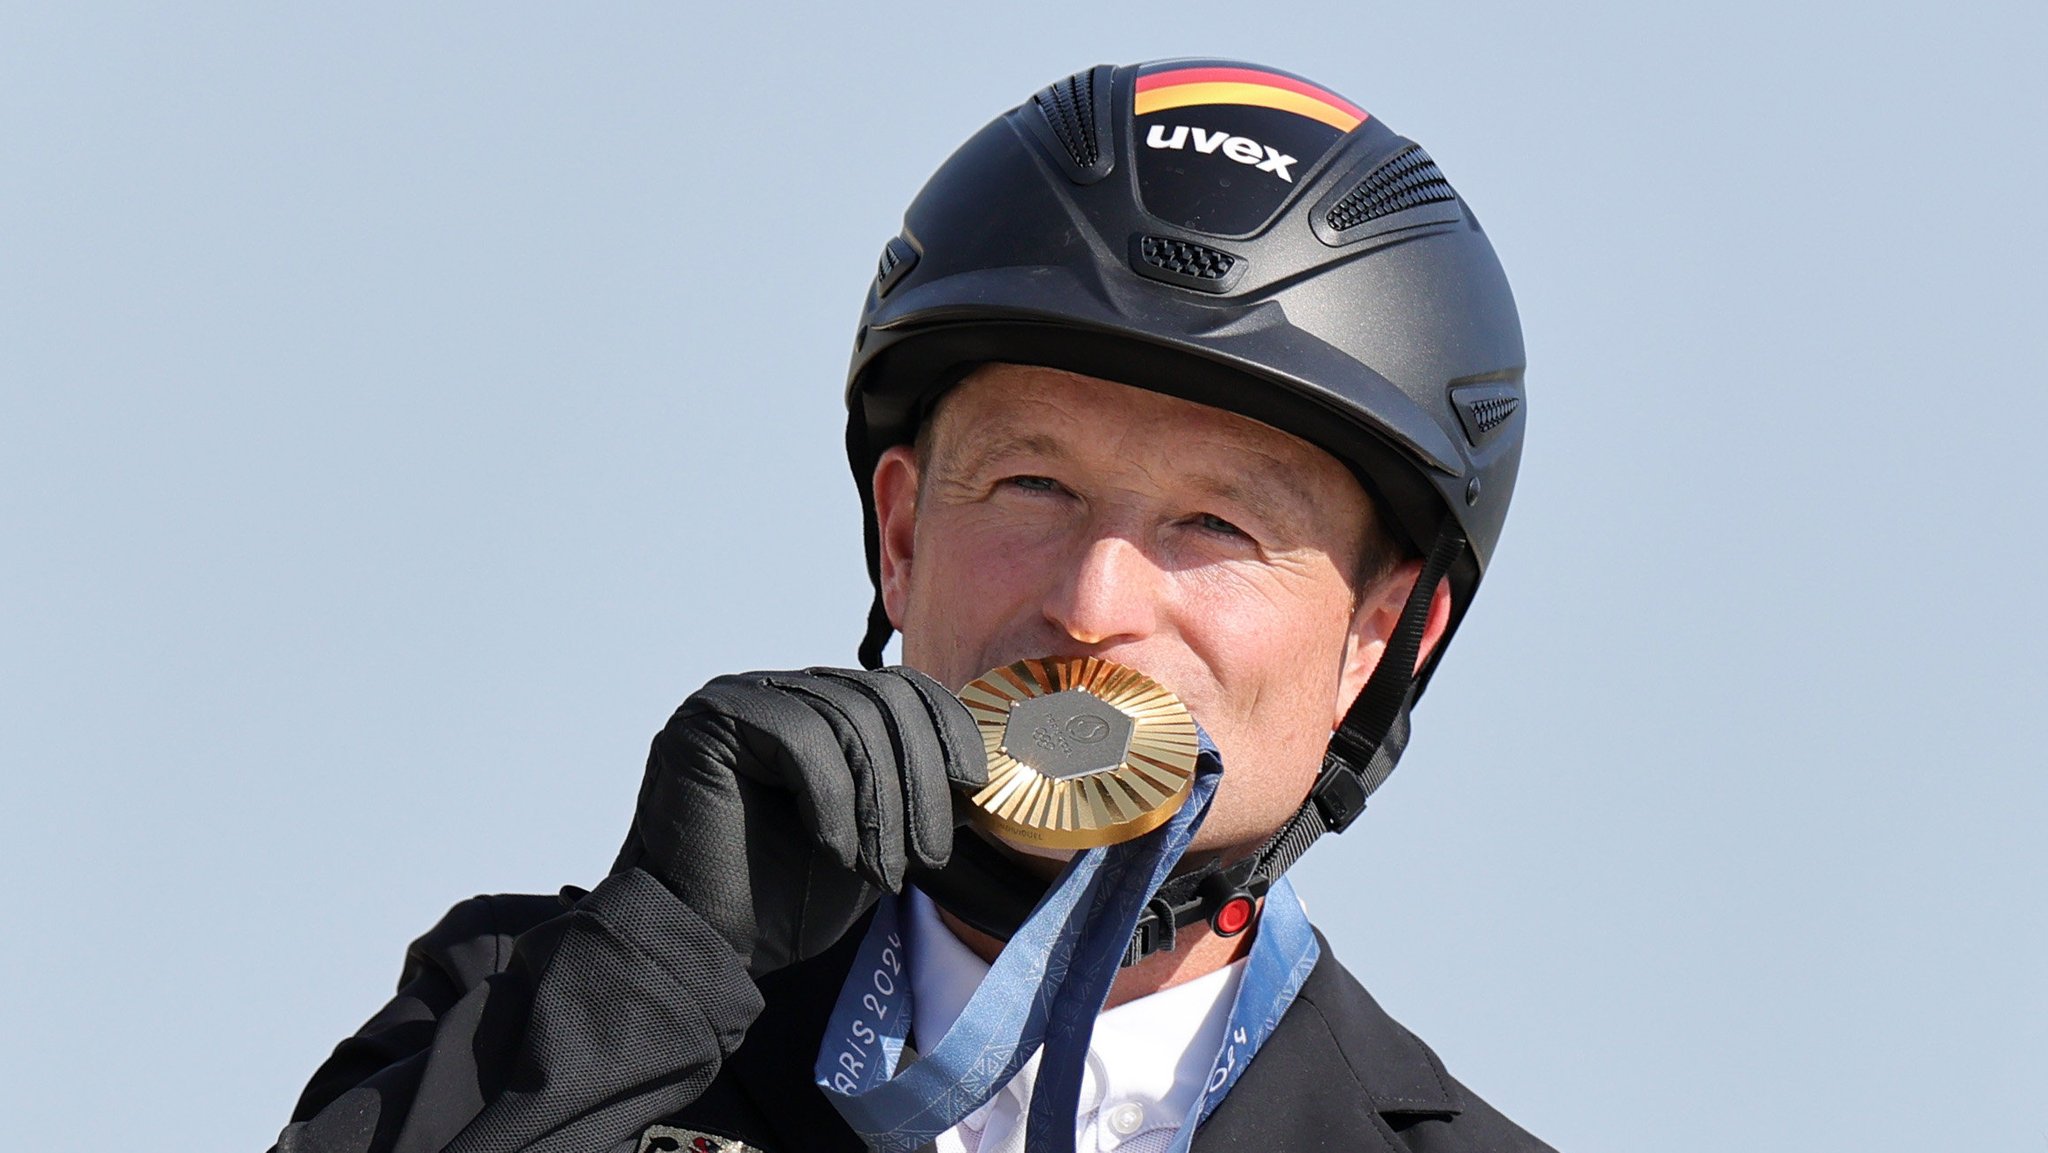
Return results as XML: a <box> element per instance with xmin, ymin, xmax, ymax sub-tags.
<box><xmin>919</xmin><ymin>363</ymin><xmax>1373</xmax><ymax>536</ymax></box>
<box><xmin>923</xmin><ymin>362</ymin><xmax>1351</xmax><ymax>473</ymax></box>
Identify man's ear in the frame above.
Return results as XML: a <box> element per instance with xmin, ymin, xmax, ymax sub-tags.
<box><xmin>1334</xmin><ymin>562</ymin><xmax>1454</xmax><ymax>728</ymax></box>
<box><xmin>872</xmin><ymin>444</ymin><xmax>922</xmax><ymax>629</ymax></box>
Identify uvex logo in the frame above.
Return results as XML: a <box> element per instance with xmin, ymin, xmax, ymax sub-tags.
<box><xmin>1144</xmin><ymin>124</ymin><xmax>1298</xmax><ymax>182</ymax></box>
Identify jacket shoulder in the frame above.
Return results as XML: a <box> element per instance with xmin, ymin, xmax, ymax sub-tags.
<box><xmin>397</xmin><ymin>890</ymin><xmax>573</xmax><ymax>991</ymax></box>
<box><xmin>285</xmin><ymin>890</ymin><xmax>575</xmax><ymax>1130</ymax></box>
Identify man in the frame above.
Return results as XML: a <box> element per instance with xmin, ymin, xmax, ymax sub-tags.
<box><xmin>276</xmin><ymin>59</ymin><xmax>1547</xmax><ymax>1152</ymax></box>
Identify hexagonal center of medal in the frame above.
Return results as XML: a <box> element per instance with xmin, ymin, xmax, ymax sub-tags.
<box><xmin>1000</xmin><ymin>689</ymin><xmax>1136</xmax><ymax>780</ymax></box>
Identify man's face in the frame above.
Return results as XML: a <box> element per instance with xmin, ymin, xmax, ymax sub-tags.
<box><xmin>872</xmin><ymin>363</ymin><xmax>1426</xmax><ymax>856</ymax></box>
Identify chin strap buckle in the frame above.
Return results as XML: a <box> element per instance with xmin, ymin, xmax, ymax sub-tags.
<box><xmin>1122</xmin><ymin>896</ymin><xmax>1178</xmax><ymax>967</ymax></box>
<box><xmin>1308</xmin><ymin>760</ymin><xmax>1370</xmax><ymax>833</ymax></box>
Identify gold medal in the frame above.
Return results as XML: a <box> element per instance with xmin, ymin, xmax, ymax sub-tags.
<box><xmin>957</xmin><ymin>657</ymin><xmax>1200</xmax><ymax>850</ymax></box>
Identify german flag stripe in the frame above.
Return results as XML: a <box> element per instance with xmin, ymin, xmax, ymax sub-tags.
<box><xmin>1135</xmin><ymin>66</ymin><xmax>1367</xmax><ymax>133</ymax></box>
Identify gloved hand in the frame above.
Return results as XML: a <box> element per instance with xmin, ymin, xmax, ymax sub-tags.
<box><xmin>612</xmin><ymin>666</ymin><xmax>987</xmax><ymax>977</ymax></box>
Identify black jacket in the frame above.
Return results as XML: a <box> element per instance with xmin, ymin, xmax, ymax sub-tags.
<box><xmin>276</xmin><ymin>871</ymin><xmax>1552</xmax><ymax>1152</ymax></box>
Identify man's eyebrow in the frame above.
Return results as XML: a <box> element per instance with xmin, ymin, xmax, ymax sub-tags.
<box><xmin>931</xmin><ymin>417</ymin><xmax>1326</xmax><ymax>532</ymax></box>
<box><xmin>1187</xmin><ymin>465</ymin><xmax>1319</xmax><ymax>532</ymax></box>
<box><xmin>931</xmin><ymin>427</ymin><xmax>1073</xmax><ymax>480</ymax></box>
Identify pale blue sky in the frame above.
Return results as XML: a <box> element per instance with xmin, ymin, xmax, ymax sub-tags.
<box><xmin>3</xmin><ymin>3</ymin><xmax>2043</xmax><ymax>1149</ymax></box>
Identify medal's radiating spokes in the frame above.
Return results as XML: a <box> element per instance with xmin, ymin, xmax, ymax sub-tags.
<box><xmin>957</xmin><ymin>657</ymin><xmax>1200</xmax><ymax>849</ymax></box>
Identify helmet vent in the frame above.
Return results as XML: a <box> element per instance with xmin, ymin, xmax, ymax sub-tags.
<box><xmin>1326</xmin><ymin>146</ymin><xmax>1457</xmax><ymax>232</ymax></box>
<box><xmin>1450</xmin><ymin>382</ymin><xmax>1524</xmax><ymax>447</ymax></box>
<box><xmin>1025</xmin><ymin>66</ymin><xmax>1116</xmax><ymax>184</ymax></box>
<box><xmin>874</xmin><ymin>236</ymin><xmax>918</xmax><ymax>299</ymax></box>
<box><xmin>1129</xmin><ymin>234</ymin><xmax>1246</xmax><ymax>294</ymax></box>
<box><xmin>1468</xmin><ymin>395</ymin><xmax>1518</xmax><ymax>434</ymax></box>
<box><xmin>1139</xmin><ymin>235</ymin><xmax>1235</xmax><ymax>279</ymax></box>
<box><xmin>1034</xmin><ymin>70</ymin><xmax>1102</xmax><ymax>169</ymax></box>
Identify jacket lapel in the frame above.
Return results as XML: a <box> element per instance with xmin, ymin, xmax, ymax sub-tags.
<box><xmin>719</xmin><ymin>921</ymin><xmax>1466</xmax><ymax>1152</ymax></box>
<box><xmin>1194</xmin><ymin>936</ymin><xmax>1462</xmax><ymax>1150</ymax></box>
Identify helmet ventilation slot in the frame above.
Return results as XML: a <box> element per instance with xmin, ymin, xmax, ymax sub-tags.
<box><xmin>874</xmin><ymin>236</ymin><xmax>917</xmax><ymax>299</ymax></box>
<box><xmin>1027</xmin><ymin>65</ymin><xmax>1117</xmax><ymax>184</ymax></box>
<box><xmin>1326</xmin><ymin>146</ymin><xmax>1457</xmax><ymax>232</ymax></box>
<box><xmin>1468</xmin><ymin>395</ymin><xmax>1517</xmax><ymax>433</ymax></box>
<box><xmin>1450</xmin><ymin>382</ymin><xmax>1523</xmax><ymax>447</ymax></box>
<box><xmin>1034</xmin><ymin>70</ymin><xmax>1101</xmax><ymax>168</ymax></box>
<box><xmin>1309</xmin><ymin>143</ymin><xmax>1469</xmax><ymax>248</ymax></box>
<box><xmin>1130</xmin><ymin>234</ymin><xmax>1246</xmax><ymax>293</ymax></box>
<box><xmin>1139</xmin><ymin>236</ymin><xmax>1235</xmax><ymax>279</ymax></box>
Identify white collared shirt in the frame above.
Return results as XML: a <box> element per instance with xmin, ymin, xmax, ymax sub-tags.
<box><xmin>903</xmin><ymin>887</ymin><xmax>1246</xmax><ymax>1153</ymax></box>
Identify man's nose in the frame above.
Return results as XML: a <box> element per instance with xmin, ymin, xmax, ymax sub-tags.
<box><xmin>1042</xmin><ymin>532</ymin><xmax>1161</xmax><ymax>646</ymax></box>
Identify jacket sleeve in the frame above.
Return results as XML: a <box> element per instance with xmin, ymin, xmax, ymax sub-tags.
<box><xmin>273</xmin><ymin>868</ymin><xmax>766</xmax><ymax>1153</ymax></box>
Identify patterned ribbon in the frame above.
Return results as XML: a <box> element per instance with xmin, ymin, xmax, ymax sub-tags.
<box><xmin>816</xmin><ymin>737</ymin><xmax>1318</xmax><ymax>1153</ymax></box>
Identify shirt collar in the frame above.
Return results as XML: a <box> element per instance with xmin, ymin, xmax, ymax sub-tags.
<box><xmin>904</xmin><ymin>885</ymin><xmax>1247</xmax><ymax>1143</ymax></box>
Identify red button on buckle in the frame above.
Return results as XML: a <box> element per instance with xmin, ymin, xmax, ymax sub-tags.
<box><xmin>1212</xmin><ymin>895</ymin><xmax>1255</xmax><ymax>937</ymax></box>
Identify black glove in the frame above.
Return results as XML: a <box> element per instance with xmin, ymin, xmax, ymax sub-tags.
<box><xmin>613</xmin><ymin>666</ymin><xmax>987</xmax><ymax>977</ymax></box>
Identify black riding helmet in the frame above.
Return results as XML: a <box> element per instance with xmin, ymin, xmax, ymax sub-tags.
<box><xmin>844</xmin><ymin>60</ymin><xmax>1526</xmax><ymax>958</ymax></box>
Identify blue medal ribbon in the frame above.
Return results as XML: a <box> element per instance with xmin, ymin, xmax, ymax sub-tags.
<box><xmin>1183</xmin><ymin>876</ymin><xmax>1316</xmax><ymax>1139</ymax></box>
<box><xmin>814</xmin><ymin>739</ymin><xmax>1319</xmax><ymax>1153</ymax></box>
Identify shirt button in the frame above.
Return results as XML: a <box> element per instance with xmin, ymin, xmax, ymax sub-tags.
<box><xmin>1106</xmin><ymin>1102</ymin><xmax>1145</xmax><ymax>1137</ymax></box>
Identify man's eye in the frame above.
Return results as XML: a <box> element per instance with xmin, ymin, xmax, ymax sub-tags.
<box><xmin>1007</xmin><ymin>475</ymin><xmax>1061</xmax><ymax>492</ymax></box>
<box><xmin>1196</xmin><ymin>513</ymin><xmax>1247</xmax><ymax>538</ymax></box>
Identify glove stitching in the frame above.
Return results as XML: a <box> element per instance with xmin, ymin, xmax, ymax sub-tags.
<box><xmin>768</xmin><ymin>678</ymin><xmax>898</xmax><ymax>888</ymax></box>
<box><xmin>892</xmin><ymin>672</ymin><xmax>959</xmax><ymax>868</ymax></box>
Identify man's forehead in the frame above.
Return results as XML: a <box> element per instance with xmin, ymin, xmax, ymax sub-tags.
<box><xmin>931</xmin><ymin>363</ymin><xmax>1326</xmax><ymax>461</ymax></box>
<box><xmin>922</xmin><ymin>362</ymin><xmax>1369</xmax><ymax>525</ymax></box>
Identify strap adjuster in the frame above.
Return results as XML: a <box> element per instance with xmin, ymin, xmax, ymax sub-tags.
<box><xmin>1123</xmin><ymin>896</ymin><xmax>1179</xmax><ymax>967</ymax></box>
<box><xmin>1309</xmin><ymin>764</ymin><xmax>1369</xmax><ymax>833</ymax></box>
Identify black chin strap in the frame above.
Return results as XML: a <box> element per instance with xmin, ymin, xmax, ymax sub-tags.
<box><xmin>857</xmin><ymin>596</ymin><xmax>893</xmax><ymax>671</ymax></box>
